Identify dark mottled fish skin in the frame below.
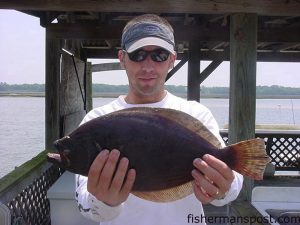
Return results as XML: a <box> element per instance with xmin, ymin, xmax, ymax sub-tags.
<box><xmin>48</xmin><ymin>107</ymin><xmax>270</xmax><ymax>192</ymax></box>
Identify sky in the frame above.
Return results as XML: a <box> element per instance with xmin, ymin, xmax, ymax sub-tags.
<box><xmin>0</xmin><ymin>9</ymin><xmax>300</xmax><ymax>87</ymax></box>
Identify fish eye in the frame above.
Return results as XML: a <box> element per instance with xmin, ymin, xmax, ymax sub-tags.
<box><xmin>63</xmin><ymin>149</ymin><xmax>71</xmax><ymax>156</ymax></box>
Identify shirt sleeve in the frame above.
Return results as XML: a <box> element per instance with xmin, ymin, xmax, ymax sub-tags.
<box><xmin>75</xmin><ymin>174</ymin><xmax>123</xmax><ymax>222</ymax></box>
<box><xmin>210</xmin><ymin>171</ymin><xmax>243</xmax><ymax>206</ymax></box>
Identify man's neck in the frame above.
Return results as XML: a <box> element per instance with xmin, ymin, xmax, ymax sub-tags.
<box><xmin>125</xmin><ymin>91</ymin><xmax>167</xmax><ymax>104</ymax></box>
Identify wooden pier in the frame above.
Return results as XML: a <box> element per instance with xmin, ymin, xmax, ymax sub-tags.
<box><xmin>0</xmin><ymin>1</ymin><xmax>300</xmax><ymax>224</ymax></box>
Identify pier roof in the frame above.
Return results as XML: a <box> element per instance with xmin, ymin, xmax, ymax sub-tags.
<box><xmin>1</xmin><ymin>0</ymin><xmax>300</xmax><ymax>62</ymax></box>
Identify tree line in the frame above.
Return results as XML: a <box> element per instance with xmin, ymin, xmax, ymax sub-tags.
<box><xmin>0</xmin><ymin>82</ymin><xmax>299</xmax><ymax>97</ymax></box>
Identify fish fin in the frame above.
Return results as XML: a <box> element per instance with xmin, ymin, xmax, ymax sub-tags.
<box><xmin>228</xmin><ymin>138</ymin><xmax>271</xmax><ymax>180</ymax></box>
<box><xmin>116</xmin><ymin>107</ymin><xmax>222</xmax><ymax>148</ymax></box>
<box><xmin>132</xmin><ymin>181</ymin><xmax>193</xmax><ymax>202</ymax></box>
<box><xmin>154</xmin><ymin>108</ymin><xmax>222</xmax><ymax>148</ymax></box>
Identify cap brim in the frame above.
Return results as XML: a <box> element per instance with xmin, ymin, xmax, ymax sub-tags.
<box><xmin>126</xmin><ymin>37</ymin><xmax>175</xmax><ymax>55</ymax></box>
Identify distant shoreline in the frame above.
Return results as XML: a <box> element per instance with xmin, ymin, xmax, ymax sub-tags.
<box><xmin>1</xmin><ymin>92</ymin><xmax>300</xmax><ymax>99</ymax></box>
<box><xmin>2</xmin><ymin>83</ymin><xmax>300</xmax><ymax>99</ymax></box>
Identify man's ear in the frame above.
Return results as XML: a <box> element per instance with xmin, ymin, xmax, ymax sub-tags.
<box><xmin>118</xmin><ymin>50</ymin><xmax>126</xmax><ymax>69</ymax></box>
<box><xmin>169</xmin><ymin>52</ymin><xmax>177</xmax><ymax>70</ymax></box>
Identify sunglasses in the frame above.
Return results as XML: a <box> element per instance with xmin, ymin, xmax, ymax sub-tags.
<box><xmin>125</xmin><ymin>48</ymin><xmax>170</xmax><ymax>62</ymax></box>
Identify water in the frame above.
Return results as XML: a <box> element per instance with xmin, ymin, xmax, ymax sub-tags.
<box><xmin>202</xmin><ymin>98</ymin><xmax>300</xmax><ymax>128</ymax></box>
<box><xmin>0</xmin><ymin>97</ymin><xmax>299</xmax><ymax>178</ymax></box>
<box><xmin>0</xmin><ymin>97</ymin><xmax>45</xmax><ymax>178</ymax></box>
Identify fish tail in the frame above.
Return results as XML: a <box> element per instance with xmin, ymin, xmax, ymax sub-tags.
<box><xmin>228</xmin><ymin>138</ymin><xmax>271</xmax><ymax>180</ymax></box>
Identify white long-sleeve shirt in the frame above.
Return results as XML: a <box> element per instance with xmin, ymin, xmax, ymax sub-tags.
<box><xmin>75</xmin><ymin>91</ymin><xmax>243</xmax><ymax>225</ymax></box>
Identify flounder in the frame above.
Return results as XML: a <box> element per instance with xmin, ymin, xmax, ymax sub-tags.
<box><xmin>47</xmin><ymin>107</ymin><xmax>270</xmax><ymax>202</ymax></box>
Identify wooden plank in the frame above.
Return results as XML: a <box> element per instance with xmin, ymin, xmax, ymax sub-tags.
<box><xmin>249</xmin><ymin>51</ymin><xmax>300</xmax><ymax>62</ymax></box>
<box><xmin>0</xmin><ymin>151</ymin><xmax>49</xmax><ymax>204</ymax></box>
<box><xmin>45</xmin><ymin>33</ymin><xmax>61</xmax><ymax>151</ymax></box>
<box><xmin>47</xmin><ymin>23</ymin><xmax>123</xmax><ymax>40</ymax></box>
<box><xmin>92</xmin><ymin>62</ymin><xmax>122</xmax><ymax>72</ymax></box>
<box><xmin>1</xmin><ymin>0</ymin><xmax>300</xmax><ymax>16</ymax></box>
<box><xmin>187</xmin><ymin>41</ymin><xmax>201</xmax><ymax>101</ymax></box>
<box><xmin>85</xmin><ymin>62</ymin><xmax>93</xmax><ymax>112</ymax></box>
<box><xmin>60</xmin><ymin>51</ymin><xmax>85</xmax><ymax>116</ymax></box>
<box><xmin>198</xmin><ymin>59</ymin><xmax>223</xmax><ymax>84</ymax></box>
<box><xmin>228</xmin><ymin>13</ymin><xmax>257</xmax><ymax>203</ymax></box>
<box><xmin>60</xmin><ymin>47</ymin><xmax>86</xmax><ymax>135</ymax></box>
<box><xmin>46</xmin><ymin>23</ymin><xmax>300</xmax><ymax>43</ymax></box>
<box><xmin>198</xmin><ymin>46</ymin><xmax>227</xmax><ymax>89</ymax></box>
<box><xmin>60</xmin><ymin>40</ymin><xmax>87</xmax><ymax>135</ymax></box>
<box><xmin>258</xmin><ymin>28</ymin><xmax>300</xmax><ymax>43</ymax></box>
<box><xmin>229</xmin><ymin>13</ymin><xmax>257</xmax><ymax>142</ymax></box>
<box><xmin>47</xmin><ymin>23</ymin><xmax>229</xmax><ymax>42</ymax></box>
<box><xmin>166</xmin><ymin>55</ymin><xmax>188</xmax><ymax>81</ymax></box>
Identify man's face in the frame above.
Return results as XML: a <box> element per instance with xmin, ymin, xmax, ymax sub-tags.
<box><xmin>119</xmin><ymin>45</ymin><xmax>176</xmax><ymax>99</ymax></box>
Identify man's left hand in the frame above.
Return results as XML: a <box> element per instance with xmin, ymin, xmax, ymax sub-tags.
<box><xmin>191</xmin><ymin>154</ymin><xmax>235</xmax><ymax>204</ymax></box>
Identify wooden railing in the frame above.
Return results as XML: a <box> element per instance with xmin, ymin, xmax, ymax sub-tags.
<box><xmin>0</xmin><ymin>151</ymin><xmax>63</xmax><ymax>225</ymax></box>
<box><xmin>220</xmin><ymin>129</ymin><xmax>300</xmax><ymax>171</ymax></box>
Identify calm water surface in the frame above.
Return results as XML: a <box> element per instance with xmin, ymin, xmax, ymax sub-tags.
<box><xmin>0</xmin><ymin>96</ymin><xmax>299</xmax><ymax>178</ymax></box>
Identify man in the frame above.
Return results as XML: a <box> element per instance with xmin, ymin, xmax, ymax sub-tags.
<box><xmin>76</xmin><ymin>14</ymin><xmax>243</xmax><ymax>225</ymax></box>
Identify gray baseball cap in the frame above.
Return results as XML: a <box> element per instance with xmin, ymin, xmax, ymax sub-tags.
<box><xmin>121</xmin><ymin>22</ymin><xmax>175</xmax><ymax>54</ymax></box>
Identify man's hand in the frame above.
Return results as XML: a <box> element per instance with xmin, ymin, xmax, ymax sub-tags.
<box><xmin>191</xmin><ymin>154</ymin><xmax>234</xmax><ymax>204</ymax></box>
<box><xmin>87</xmin><ymin>149</ymin><xmax>136</xmax><ymax>207</ymax></box>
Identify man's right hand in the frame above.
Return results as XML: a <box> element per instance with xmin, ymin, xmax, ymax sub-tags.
<box><xmin>87</xmin><ymin>149</ymin><xmax>136</xmax><ymax>207</ymax></box>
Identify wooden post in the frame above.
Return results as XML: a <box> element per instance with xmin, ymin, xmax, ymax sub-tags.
<box><xmin>187</xmin><ymin>41</ymin><xmax>201</xmax><ymax>101</ymax></box>
<box><xmin>45</xmin><ymin>31</ymin><xmax>61</xmax><ymax>151</ymax></box>
<box><xmin>229</xmin><ymin>13</ymin><xmax>257</xmax><ymax>204</ymax></box>
<box><xmin>60</xmin><ymin>42</ymin><xmax>86</xmax><ymax>135</ymax></box>
<box><xmin>85</xmin><ymin>61</ymin><xmax>93</xmax><ymax>112</ymax></box>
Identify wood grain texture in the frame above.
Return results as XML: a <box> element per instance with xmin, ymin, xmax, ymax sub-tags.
<box><xmin>45</xmin><ymin>33</ymin><xmax>61</xmax><ymax>151</ymax></box>
<box><xmin>229</xmin><ymin>13</ymin><xmax>257</xmax><ymax>202</ymax></box>
<box><xmin>1</xmin><ymin>0</ymin><xmax>300</xmax><ymax>16</ymax></box>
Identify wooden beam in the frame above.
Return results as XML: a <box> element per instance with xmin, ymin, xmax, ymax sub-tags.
<box><xmin>92</xmin><ymin>62</ymin><xmax>122</xmax><ymax>72</ymax></box>
<box><xmin>85</xmin><ymin>62</ymin><xmax>93</xmax><ymax>112</ymax></box>
<box><xmin>166</xmin><ymin>55</ymin><xmax>188</xmax><ymax>81</ymax></box>
<box><xmin>46</xmin><ymin>23</ymin><xmax>229</xmax><ymax>42</ymax></box>
<box><xmin>198</xmin><ymin>47</ymin><xmax>228</xmax><ymax>84</ymax></box>
<box><xmin>1</xmin><ymin>0</ymin><xmax>300</xmax><ymax>16</ymax></box>
<box><xmin>60</xmin><ymin>47</ymin><xmax>86</xmax><ymax>135</ymax></box>
<box><xmin>86</xmin><ymin>49</ymin><xmax>119</xmax><ymax>59</ymax></box>
<box><xmin>46</xmin><ymin>23</ymin><xmax>300</xmax><ymax>43</ymax></box>
<box><xmin>273</xmin><ymin>43</ymin><xmax>300</xmax><ymax>52</ymax></box>
<box><xmin>258</xmin><ymin>27</ymin><xmax>300</xmax><ymax>43</ymax></box>
<box><xmin>187</xmin><ymin>41</ymin><xmax>201</xmax><ymax>101</ymax></box>
<box><xmin>198</xmin><ymin>59</ymin><xmax>223</xmax><ymax>84</ymax></box>
<box><xmin>255</xmin><ymin>51</ymin><xmax>300</xmax><ymax>62</ymax></box>
<box><xmin>229</xmin><ymin>13</ymin><xmax>257</xmax><ymax>144</ymax></box>
<box><xmin>45</xmin><ymin>32</ymin><xmax>61</xmax><ymax>151</ymax></box>
<box><xmin>200</xmin><ymin>50</ymin><xmax>300</xmax><ymax>62</ymax></box>
<box><xmin>228</xmin><ymin>13</ymin><xmax>257</xmax><ymax>203</ymax></box>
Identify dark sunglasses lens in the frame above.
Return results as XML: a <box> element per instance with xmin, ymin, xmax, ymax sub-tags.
<box><xmin>127</xmin><ymin>49</ymin><xmax>170</xmax><ymax>62</ymax></box>
<box><xmin>150</xmin><ymin>49</ymin><xmax>170</xmax><ymax>62</ymax></box>
<box><xmin>128</xmin><ymin>50</ymin><xmax>147</xmax><ymax>62</ymax></box>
